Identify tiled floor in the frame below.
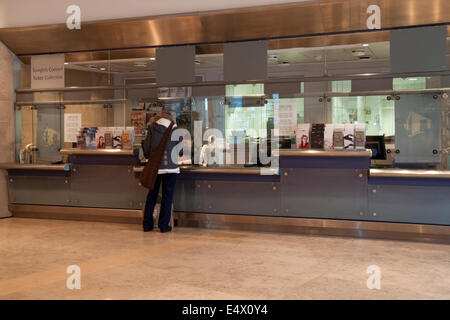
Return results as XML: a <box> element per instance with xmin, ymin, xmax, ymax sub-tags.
<box><xmin>0</xmin><ymin>217</ymin><xmax>449</xmax><ymax>300</ymax></box>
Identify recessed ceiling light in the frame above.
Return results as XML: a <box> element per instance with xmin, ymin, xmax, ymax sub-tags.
<box><xmin>149</xmin><ymin>57</ymin><xmax>156</xmax><ymax>61</ymax></box>
<box><xmin>363</xmin><ymin>43</ymin><xmax>369</xmax><ymax>47</ymax></box>
<box><xmin>100</xmin><ymin>67</ymin><xmax>106</xmax><ymax>71</ymax></box>
<box><xmin>352</xmin><ymin>49</ymin><xmax>366</xmax><ymax>57</ymax></box>
<box><xmin>134</xmin><ymin>62</ymin><xmax>148</xmax><ymax>67</ymax></box>
<box><xmin>64</xmin><ymin>62</ymin><xmax>69</xmax><ymax>65</ymax></box>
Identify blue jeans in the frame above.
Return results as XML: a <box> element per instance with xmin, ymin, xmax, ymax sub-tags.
<box><xmin>143</xmin><ymin>173</ymin><xmax>177</xmax><ymax>230</ymax></box>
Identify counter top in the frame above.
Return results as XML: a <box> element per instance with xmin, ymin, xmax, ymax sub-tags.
<box><xmin>133</xmin><ymin>166</ymin><xmax>278</xmax><ymax>175</ymax></box>
<box><xmin>370</xmin><ymin>169</ymin><xmax>450</xmax><ymax>179</ymax></box>
<box><xmin>279</xmin><ymin>149</ymin><xmax>372</xmax><ymax>157</ymax></box>
<box><xmin>0</xmin><ymin>163</ymin><xmax>70</xmax><ymax>171</ymax></box>
<box><xmin>60</xmin><ymin>149</ymin><xmax>134</xmax><ymax>156</ymax></box>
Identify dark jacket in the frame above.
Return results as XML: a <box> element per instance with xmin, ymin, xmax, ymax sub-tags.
<box><xmin>142</xmin><ymin>118</ymin><xmax>180</xmax><ymax>171</ymax></box>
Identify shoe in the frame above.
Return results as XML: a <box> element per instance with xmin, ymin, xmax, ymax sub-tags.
<box><xmin>143</xmin><ymin>226</ymin><xmax>154</xmax><ymax>232</ymax></box>
<box><xmin>160</xmin><ymin>226</ymin><xmax>172</xmax><ymax>233</ymax></box>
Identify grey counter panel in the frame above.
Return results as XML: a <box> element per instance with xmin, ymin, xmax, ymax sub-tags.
<box><xmin>280</xmin><ymin>168</ymin><xmax>368</xmax><ymax>220</ymax></box>
<box><xmin>8</xmin><ymin>175</ymin><xmax>70</xmax><ymax>206</ymax></box>
<box><xmin>174</xmin><ymin>179</ymin><xmax>202</xmax><ymax>212</ymax></box>
<box><xmin>368</xmin><ymin>184</ymin><xmax>450</xmax><ymax>225</ymax></box>
<box><xmin>70</xmin><ymin>164</ymin><xmax>139</xmax><ymax>209</ymax></box>
<box><xmin>174</xmin><ymin>179</ymin><xmax>280</xmax><ymax>216</ymax></box>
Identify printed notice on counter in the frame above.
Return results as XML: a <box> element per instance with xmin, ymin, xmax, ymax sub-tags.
<box><xmin>31</xmin><ymin>54</ymin><xmax>65</xmax><ymax>89</ymax></box>
<box><xmin>274</xmin><ymin>102</ymin><xmax>297</xmax><ymax>136</ymax></box>
<box><xmin>64</xmin><ymin>113</ymin><xmax>82</xmax><ymax>143</ymax></box>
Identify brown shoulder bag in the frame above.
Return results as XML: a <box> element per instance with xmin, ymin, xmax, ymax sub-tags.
<box><xmin>139</xmin><ymin>122</ymin><xmax>174</xmax><ymax>190</ymax></box>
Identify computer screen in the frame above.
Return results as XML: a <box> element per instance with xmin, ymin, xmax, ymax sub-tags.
<box><xmin>365</xmin><ymin>135</ymin><xmax>387</xmax><ymax>160</ymax></box>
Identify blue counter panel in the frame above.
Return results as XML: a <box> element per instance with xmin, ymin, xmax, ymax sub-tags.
<box><xmin>368</xmin><ymin>185</ymin><xmax>450</xmax><ymax>225</ymax></box>
<box><xmin>280</xmin><ymin>156</ymin><xmax>370</xmax><ymax>169</ymax></box>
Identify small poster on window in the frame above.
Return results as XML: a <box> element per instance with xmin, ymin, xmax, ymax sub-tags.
<box><xmin>274</xmin><ymin>102</ymin><xmax>297</xmax><ymax>136</ymax></box>
<box><xmin>131</xmin><ymin>112</ymin><xmax>146</xmax><ymax>136</ymax></box>
<box><xmin>64</xmin><ymin>113</ymin><xmax>82</xmax><ymax>143</ymax></box>
<box><xmin>296</xmin><ymin>124</ymin><xmax>310</xmax><ymax>149</ymax></box>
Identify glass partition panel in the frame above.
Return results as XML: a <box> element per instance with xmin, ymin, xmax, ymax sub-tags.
<box><xmin>393</xmin><ymin>77</ymin><xmax>427</xmax><ymax>90</ymax></box>
<box><xmin>12</xmin><ymin>30</ymin><xmax>450</xmax><ymax>170</ymax></box>
<box><xmin>35</xmin><ymin>104</ymin><xmax>64</xmax><ymax>163</ymax></box>
<box><xmin>16</xmin><ymin>105</ymin><xmax>37</xmax><ymax>164</ymax></box>
<box><xmin>445</xmin><ymin>91</ymin><xmax>450</xmax><ymax>170</ymax></box>
<box><xmin>332</xmin><ymin>96</ymin><xmax>395</xmax><ymax>137</ymax></box>
<box><xmin>394</xmin><ymin>93</ymin><xmax>441</xmax><ymax>166</ymax></box>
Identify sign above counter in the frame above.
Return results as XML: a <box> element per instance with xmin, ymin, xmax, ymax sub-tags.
<box><xmin>31</xmin><ymin>54</ymin><xmax>65</xmax><ymax>89</ymax></box>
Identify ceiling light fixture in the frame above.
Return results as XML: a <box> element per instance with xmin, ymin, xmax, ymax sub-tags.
<box><xmin>134</xmin><ymin>62</ymin><xmax>148</xmax><ymax>67</ymax></box>
<box><xmin>352</xmin><ymin>49</ymin><xmax>366</xmax><ymax>57</ymax></box>
<box><xmin>362</xmin><ymin>43</ymin><xmax>369</xmax><ymax>47</ymax></box>
<box><xmin>149</xmin><ymin>57</ymin><xmax>156</xmax><ymax>61</ymax></box>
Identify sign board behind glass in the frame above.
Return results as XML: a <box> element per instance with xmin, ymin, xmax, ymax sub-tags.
<box><xmin>36</xmin><ymin>106</ymin><xmax>63</xmax><ymax>163</ymax></box>
<box><xmin>390</xmin><ymin>25</ymin><xmax>447</xmax><ymax>74</ymax></box>
<box><xmin>395</xmin><ymin>94</ymin><xmax>440</xmax><ymax>164</ymax></box>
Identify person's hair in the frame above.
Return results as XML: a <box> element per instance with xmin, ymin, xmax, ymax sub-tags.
<box><xmin>151</xmin><ymin>111</ymin><xmax>175</xmax><ymax>125</ymax></box>
<box><xmin>300</xmin><ymin>135</ymin><xmax>309</xmax><ymax>148</ymax></box>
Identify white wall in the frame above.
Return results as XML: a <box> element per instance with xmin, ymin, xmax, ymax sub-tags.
<box><xmin>0</xmin><ymin>0</ymin><xmax>313</xmax><ymax>28</ymax></box>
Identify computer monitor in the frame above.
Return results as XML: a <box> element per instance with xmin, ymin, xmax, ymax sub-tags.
<box><xmin>365</xmin><ymin>135</ymin><xmax>387</xmax><ymax>160</ymax></box>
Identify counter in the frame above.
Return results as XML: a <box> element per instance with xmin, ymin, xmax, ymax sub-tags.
<box><xmin>1</xmin><ymin>148</ymin><xmax>449</xmax><ymax>228</ymax></box>
<box><xmin>370</xmin><ymin>169</ymin><xmax>450</xmax><ymax>179</ymax></box>
<box><xmin>367</xmin><ymin>168</ymin><xmax>450</xmax><ymax>225</ymax></box>
<box><xmin>60</xmin><ymin>148</ymin><xmax>134</xmax><ymax>156</ymax></box>
<box><xmin>279</xmin><ymin>149</ymin><xmax>372</xmax><ymax>157</ymax></box>
<box><xmin>133</xmin><ymin>166</ymin><xmax>278</xmax><ymax>175</ymax></box>
<box><xmin>0</xmin><ymin>163</ymin><xmax>70</xmax><ymax>171</ymax></box>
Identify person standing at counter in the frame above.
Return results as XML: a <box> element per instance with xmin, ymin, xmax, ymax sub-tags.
<box><xmin>141</xmin><ymin>112</ymin><xmax>179</xmax><ymax>233</ymax></box>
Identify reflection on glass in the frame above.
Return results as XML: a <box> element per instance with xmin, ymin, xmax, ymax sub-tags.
<box><xmin>393</xmin><ymin>77</ymin><xmax>427</xmax><ymax>90</ymax></box>
<box><xmin>332</xmin><ymin>80</ymin><xmax>352</xmax><ymax>92</ymax></box>
<box><xmin>332</xmin><ymin>96</ymin><xmax>394</xmax><ymax>137</ymax></box>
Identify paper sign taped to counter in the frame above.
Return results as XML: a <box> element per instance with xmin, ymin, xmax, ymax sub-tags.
<box><xmin>64</xmin><ymin>113</ymin><xmax>82</xmax><ymax>143</ymax></box>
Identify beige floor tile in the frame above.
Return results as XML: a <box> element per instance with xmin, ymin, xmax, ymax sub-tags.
<box><xmin>0</xmin><ymin>217</ymin><xmax>448</xmax><ymax>300</ymax></box>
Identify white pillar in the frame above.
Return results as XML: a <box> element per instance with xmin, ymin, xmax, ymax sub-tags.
<box><xmin>0</xmin><ymin>41</ymin><xmax>14</xmax><ymax>218</ymax></box>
